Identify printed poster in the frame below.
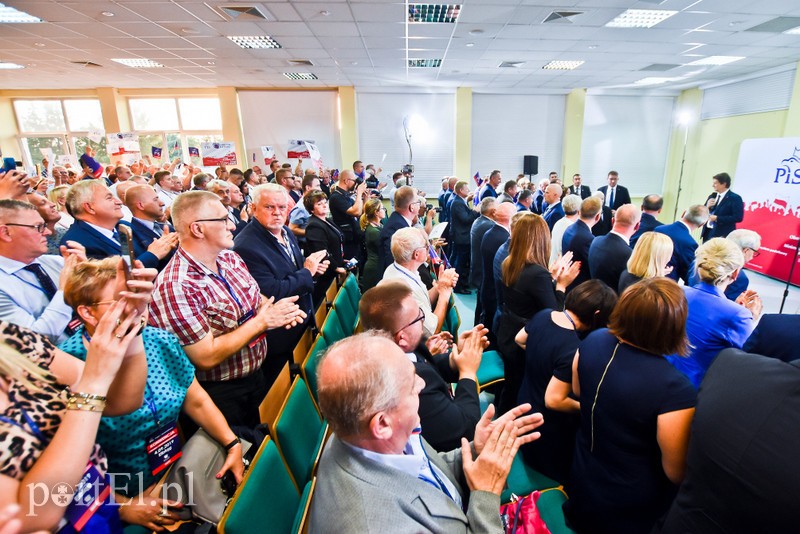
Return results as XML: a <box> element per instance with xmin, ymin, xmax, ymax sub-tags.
<box><xmin>201</xmin><ymin>142</ymin><xmax>238</xmax><ymax>166</ymax></box>
<box><xmin>106</xmin><ymin>132</ymin><xmax>141</xmax><ymax>165</ymax></box>
<box><xmin>287</xmin><ymin>139</ymin><xmax>315</xmax><ymax>159</ymax></box>
<box><xmin>261</xmin><ymin>146</ymin><xmax>276</xmax><ymax>166</ymax></box>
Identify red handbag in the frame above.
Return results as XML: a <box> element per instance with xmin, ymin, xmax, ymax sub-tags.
<box><xmin>499</xmin><ymin>491</ymin><xmax>551</xmax><ymax>534</ymax></box>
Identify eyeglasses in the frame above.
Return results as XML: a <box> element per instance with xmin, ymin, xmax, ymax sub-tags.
<box><xmin>745</xmin><ymin>247</ymin><xmax>761</xmax><ymax>257</ymax></box>
<box><xmin>193</xmin><ymin>216</ymin><xmax>230</xmax><ymax>224</ymax></box>
<box><xmin>393</xmin><ymin>307</ymin><xmax>425</xmax><ymax>335</ymax></box>
<box><xmin>88</xmin><ymin>299</ymin><xmax>117</xmax><ymax>307</ymax></box>
<box><xmin>4</xmin><ymin>222</ymin><xmax>46</xmax><ymax>234</ymax></box>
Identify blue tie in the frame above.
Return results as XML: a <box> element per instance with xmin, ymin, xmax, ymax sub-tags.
<box><xmin>112</xmin><ymin>229</ymin><xmax>121</xmax><ymax>243</ymax></box>
<box><xmin>609</xmin><ymin>188</ymin><xmax>615</xmax><ymax>209</ymax></box>
<box><xmin>23</xmin><ymin>264</ymin><xmax>57</xmax><ymax>300</ymax></box>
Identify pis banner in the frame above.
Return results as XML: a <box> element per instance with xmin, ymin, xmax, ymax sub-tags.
<box><xmin>735</xmin><ymin>138</ymin><xmax>800</xmax><ymax>285</ymax></box>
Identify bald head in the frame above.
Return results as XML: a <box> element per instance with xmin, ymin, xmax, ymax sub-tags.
<box><xmin>612</xmin><ymin>204</ymin><xmax>642</xmax><ymax>237</ymax></box>
<box><xmin>494</xmin><ymin>202</ymin><xmax>516</xmax><ymax>228</ymax></box>
<box><xmin>544</xmin><ymin>183</ymin><xmax>562</xmax><ymax>205</ymax></box>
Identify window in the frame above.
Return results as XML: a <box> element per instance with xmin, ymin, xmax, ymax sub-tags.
<box><xmin>13</xmin><ymin>99</ymin><xmax>107</xmax><ymax>169</ymax></box>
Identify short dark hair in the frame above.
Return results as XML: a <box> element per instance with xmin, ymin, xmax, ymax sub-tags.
<box><xmin>392</xmin><ymin>172</ymin><xmax>403</xmax><ymax>182</ymax></box>
<box><xmin>713</xmin><ymin>172</ymin><xmax>731</xmax><ymax>188</ymax></box>
<box><xmin>490</xmin><ymin>170</ymin><xmax>501</xmax><ymax>180</ymax></box>
<box><xmin>608</xmin><ymin>170</ymin><xmax>619</xmax><ymax>177</ymax></box>
<box><xmin>153</xmin><ymin>170</ymin><xmax>171</xmax><ymax>185</ymax></box>
<box><xmin>193</xmin><ymin>173</ymin><xmax>210</xmax><ymax>188</ymax></box>
<box><xmin>353</xmin><ymin>160</ymin><xmax>363</xmax><ymax>168</ymax></box>
<box><xmin>301</xmin><ymin>174</ymin><xmax>319</xmax><ymax>191</ymax></box>
<box><xmin>303</xmin><ymin>190</ymin><xmax>327</xmax><ymax>212</ymax></box>
<box><xmin>566</xmin><ymin>280</ymin><xmax>618</xmax><ymax>332</ymax></box>
<box><xmin>517</xmin><ymin>189</ymin><xmax>533</xmax><ymax>202</ymax></box>
<box><xmin>504</xmin><ymin>180</ymin><xmax>517</xmax><ymax>193</ymax></box>
<box><xmin>608</xmin><ymin>278</ymin><xmax>689</xmax><ymax>356</ymax></box>
<box><xmin>229</xmin><ymin>168</ymin><xmax>243</xmax><ymax>177</ymax></box>
<box><xmin>642</xmin><ymin>194</ymin><xmax>663</xmax><ymax>211</ymax></box>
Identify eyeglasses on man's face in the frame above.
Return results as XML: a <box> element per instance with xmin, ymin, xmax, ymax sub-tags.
<box><xmin>393</xmin><ymin>307</ymin><xmax>425</xmax><ymax>335</ymax></box>
<box><xmin>4</xmin><ymin>222</ymin><xmax>46</xmax><ymax>234</ymax></box>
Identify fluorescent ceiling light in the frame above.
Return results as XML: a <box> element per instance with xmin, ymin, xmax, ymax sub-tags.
<box><xmin>0</xmin><ymin>62</ymin><xmax>24</xmax><ymax>69</ymax></box>
<box><xmin>408</xmin><ymin>59</ymin><xmax>442</xmax><ymax>68</ymax></box>
<box><xmin>785</xmin><ymin>26</ymin><xmax>800</xmax><ymax>35</ymax></box>
<box><xmin>606</xmin><ymin>9</ymin><xmax>677</xmax><ymax>29</ymax></box>
<box><xmin>408</xmin><ymin>4</ymin><xmax>460</xmax><ymax>24</ymax></box>
<box><xmin>227</xmin><ymin>35</ymin><xmax>281</xmax><ymax>49</ymax></box>
<box><xmin>542</xmin><ymin>60</ymin><xmax>584</xmax><ymax>70</ymax></box>
<box><xmin>111</xmin><ymin>58</ymin><xmax>165</xmax><ymax>68</ymax></box>
<box><xmin>687</xmin><ymin>55</ymin><xmax>745</xmax><ymax>66</ymax></box>
<box><xmin>0</xmin><ymin>3</ymin><xmax>43</xmax><ymax>23</ymax></box>
<box><xmin>283</xmin><ymin>72</ymin><xmax>318</xmax><ymax>80</ymax></box>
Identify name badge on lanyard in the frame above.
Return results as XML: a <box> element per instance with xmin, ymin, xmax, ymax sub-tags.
<box><xmin>146</xmin><ymin>421</ymin><xmax>182</xmax><ymax>476</ymax></box>
<box><xmin>238</xmin><ymin>309</ymin><xmax>268</xmax><ymax>348</ymax></box>
<box><xmin>63</xmin><ymin>462</ymin><xmax>113</xmax><ymax>532</ymax></box>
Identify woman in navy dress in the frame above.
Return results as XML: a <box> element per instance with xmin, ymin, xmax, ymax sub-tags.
<box><xmin>565</xmin><ymin>278</ymin><xmax>696</xmax><ymax>534</ymax></box>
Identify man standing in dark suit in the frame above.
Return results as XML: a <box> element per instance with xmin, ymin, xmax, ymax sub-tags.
<box><xmin>597</xmin><ymin>170</ymin><xmax>631</xmax><ymax>213</ymax></box>
<box><xmin>654</xmin><ymin>204</ymin><xmax>710</xmax><ymax>284</ymax></box>
<box><xmin>479</xmin><ymin>203</ymin><xmax>514</xmax><ymax>331</ymax></box>
<box><xmin>630</xmin><ymin>194</ymin><xmax>664</xmax><ymax>248</ymax></box>
<box><xmin>450</xmin><ymin>180</ymin><xmax>480</xmax><ymax>294</ymax></box>
<box><xmin>60</xmin><ymin>180</ymin><xmax>162</xmax><ymax>269</ymax></box>
<box><xmin>124</xmin><ymin>185</ymin><xmax>178</xmax><ymax>271</ymax></box>
<box><xmin>567</xmin><ymin>173</ymin><xmax>591</xmax><ymax>199</ymax></box>
<box><xmin>378</xmin><ymin>185</ymin><xmax>418</xmax><ymax>273</ymax></box>
<box><xmin>588</xmin><ymin>203</ymin><xmax>641</xmax><ymax>291</ymax></box>
<box><xmin>701</xmin><ymin>172</ymin><xmax>744</xmax><ymax>242</ymax></box>
<box><xmin>531</xmin><ymin>178</ymin><xmax>549</xmax><ymax>214</ymax></box>
<box><xmin>469</xmin><ymin>197</ymin><xmax>497</xmax><ymax>290</ymax></box>
<box><xmin>562</xmin><ymin>196</ymin><xmax>602</xmax><ymax>291</ymax></box>
<box><xmin>479</xmin><ymin>170</ymin><xmax>502</xmax><ymax>201</ymax></box>
<box><xmin>541</xmin><ymin>184</ymin><xmax>565</xmax><ymax>231</ymax></box>
<box><xmin>234</xmin><ymin>183</ymin><xmax>329</xmax><ymax>385</ymax></box>
<box><xmin>590</xmin><ymin>191</ymin><xmax>613</xmax><ymax>237</ymax></box>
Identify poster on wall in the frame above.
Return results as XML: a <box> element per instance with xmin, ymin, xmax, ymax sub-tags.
<box><xmin>306</xmin><ymin>142</ymin><xmax>322</xmax><ymax>169</ymax></box>
<box><xmin>735</xmin><ymin>138</ymin><xmax>800</xmax><ymax>285</ymax></box>
<box><xmin>287</xmin><ymin>139</ymin><xmax>315</xmax><ymax>159</ymax></box>
<box><xmin>106</xmin><ymin>132</ymin><xmax>141</xmax><ymax>165</ymax></box>
<box><xmin>261</xmin><ymin>146</ymin><xmax>276</xmax><ymax>166</ymax></box>
<box><xmin>201</xmin><ymin>142</ymin><xmax>237</xmax><ymax>166</ymax></box>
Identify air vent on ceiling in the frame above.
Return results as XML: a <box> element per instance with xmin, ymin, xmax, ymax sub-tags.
<box><xmin>283</xmin><ymin>72</ymin><xmax>318</xmax><ymax>80</ymax></box>
<box><xmin>543</xmin><ymin>11</ymin><xmax>583</xmax><ymax>24</ymax></box>
<box><xmin>745</xmin><ymin>17</ymin><xmax>800</xmax><ymax>33</ymax></box>
<box><xmin>216</xmin><ymin>5</ymin><xmax>272</xmax><ymax>21</ymax></box>
<box><xmin>639</xmin><ymin>63</ymin><xmax>680</xmax><ymax>71</ymax></box>
<box><xmin>498</xmin><ymin>61</ymin><xmax>525</xmax><ymax>68</ymax></box>
<box><xmin>288</xmin><ymin>59</ymin><xmax>314</xmax><ymax>67</ymax></box>
<box><xmin>71</xmin><ymin>61</ymin><xmax>102</xmax><ymax>67</ymax></box>
<box><xmin>408</xmin><ymin>4</ymin><xmax>460</xmax><ymax>24</ymax></box>
<box><xmin>409</xmin><ymin>59</ymin><xmax>442</xmax><ymax>68</ymax></box>
<box><xmin>227</xmin><ymin>35</ymin><xmax>282</xmax><ymax>49</ymax></box>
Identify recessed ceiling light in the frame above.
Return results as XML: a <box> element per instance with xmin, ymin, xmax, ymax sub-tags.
<box><xmin>207</xmin><ymin>61</ymin><xmax>215</xmax><ymax>65</ymax></box>
<box><xmin>468</xmin><ymin>29</ymin><xmax>484</xmax><ymax>36</ymax></box>
<box><xmin>0</xmin><ymin>3</ymin><xmax>43</xmax><ymax>23</ymax></box>
<box><xmin>320</xmin><ymin>10</ymin><xmax>330</xmax><ymax>17</ymax></box>
<box><xmin>542</xmin><ymin>60</ymin><xmax>584</xmax><ymax>70</ymax></box>
<box><xmin>0</xmin><ymin>62</ymin><xmax>24</xmax><ymax>69</ymax></box>
<box><xmin>409</xmin><ymin>58</ymin><xmax>442</xmax><ymax>68</ymax></box>
<box><xmin>605</xmin><ymin>9</ymin><xmax>677</xmax><ymax>29</ymax></box>
<box><xmin>227</xmin><ymin>35</ymin><xmax>282</xmax><ymax>49</ymax></box>
<box><xmin>111</xmin><ymin>58</ymin><xmax>165</xmax><ymax>68</ymax></box>
<box><xmin>588</xmin><ymin>45</ymin><xmax>598</xmax><ymax>49</ymax></box>
<box><xmin>283</xmin><ymin>72</ymin><xmax>318</xmax><ymax>80</ymax></box>
<box><xmin>408</xmin><ymin>4</ymin><xmax>460</xmax><ymax>24</ymax></box>
<box><xmin>181</xmin><ymin>27</ymin><xmax>200</xmax><ymax>35</ymax></box>
<box><xmin>101</xmin><ymin>11</ymin><xmax>114</xmax><ymax>17</ymax></box>
<box><xmin>785</xmin><ymin>26</ymin><xmax>800</xmax><ymax>35</ymax></box>
<box><xmin>465</xmin><ymin>42</ymin><xmax>474</xmax><ymax>47</ymax></box>
<box><xmin>34</xmin><ymin>42</ymin><xmax>45</xmax><ymax>47</ymax></box>
<box><xmin>350</xmin><ymin>61</ymin><xmax>358</xmax><ymax>66</ymax></box>
<box><xmin>687</xmin><ymin>55</ymin><xmax>745</xmax><ymax>66</ymax></box>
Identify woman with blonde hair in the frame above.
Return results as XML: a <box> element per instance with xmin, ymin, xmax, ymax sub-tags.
<box><xmin>496</xmin><ymin>214</ymin><xmax>580</xmax><ymax>413</ymax></box>
<box><xmin>667</xmin><ymin>237</ymin><xmax>762</xmax><ymax>388</ymax></box>
<box><xmin>48</xmin><ymin>184</ymin><xmax>73</xmax><ymax>231</ymax></box>
<box><xmin>618</xmin><ymin>232</ymin><xmax>674</xmax><ymax>293</ymax></box>
<box><xmin>359</xmin><ymin>198</ymin><xmax>386</xmax><ymax>292</ymax></box>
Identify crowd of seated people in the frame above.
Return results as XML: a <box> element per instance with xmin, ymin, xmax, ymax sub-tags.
<box><xmin>0</xmin><ymin>155</ymin><xmax>794</xmax><ymax>534</ymax></box>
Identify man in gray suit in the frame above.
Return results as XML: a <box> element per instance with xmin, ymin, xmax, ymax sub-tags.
<box><xmin>310</xmin><ymin>333</ymin><xmax>543</xmax><ymax>533</ymax></box>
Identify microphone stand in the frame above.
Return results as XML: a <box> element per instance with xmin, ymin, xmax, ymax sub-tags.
<box><xmin>779</xmin><ymin>234</ymin><xmax>800</xmax><ymax>314</ymax></box>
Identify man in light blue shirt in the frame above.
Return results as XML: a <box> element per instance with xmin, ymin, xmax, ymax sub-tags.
<box><xmin>0</xmin><ymin>199</ymin><xmax>85</xmax><ymax>342</ymax></box>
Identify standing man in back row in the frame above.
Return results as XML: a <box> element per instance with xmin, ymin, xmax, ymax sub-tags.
<box><xmin>329</xmin><ymin>169</ymin><xmax>368</xmax><ymax>266</ymax></box>
<box><xmin>701</xmin><ymin>172</ymin><xmax>744</xmax><ymax>242</ymax></box>
<box><xmin>597</xmin><ymin>170</ymin><xmax>631</xmax><ymax>214</ymax></box>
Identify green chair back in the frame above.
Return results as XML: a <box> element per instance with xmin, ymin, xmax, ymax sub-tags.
<box><xmin>342</xmin><ymin>273</ymin><xmax>361</xmax><ymax>311</ymax></box>
<box><xmin>274</xmin><ymin>377</ymin><xmax>324</xmax><ymax>487</ymax></box>
<box><xmin>321</xmin><ymin>308</ymin><xmax>346</xmax><ymax>345</ymax></box>
<box><xmin>332</xmin><ymin>289</ymin><xmax>357</xmax><ymax>335</ymax></box>
<box><xmin>476</xmin><ymin>350</ymin><xmax>505</xmax><ymax>390</ymax></box>
<box><xmin>291</xmin><ymin>478</ymin><xmax>316</xmax><ymax>534</ymax></box>
<box><xmin>218</xmin><ymin>438</ymin><xmax>299</xmax><ymax>534</ymax></box>
<box><xmin>302</xmin><ymin>336</ymin><xmax>328</xmax><ymax>400</ymax></box>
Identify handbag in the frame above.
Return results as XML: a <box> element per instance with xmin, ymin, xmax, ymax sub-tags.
<box><xmin>161</xmin><ymin>429</ymin><xmax>252</xmax><ymax>525</ymax></box>
<box><xmin>499</xmin><ymin>491</ymin><xmax>551</xmax><ymax>534</ymax></box>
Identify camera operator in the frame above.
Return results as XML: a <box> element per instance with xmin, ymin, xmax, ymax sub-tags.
<box><xmin>329</xmin><ymin>169</ymin><xmax>367</xmax><ymax>268</ymax></box>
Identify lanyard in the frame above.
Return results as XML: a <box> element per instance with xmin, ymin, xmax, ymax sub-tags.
<box><xmin>143</xmin><ymin>383</ymin><xmax>161</xmax><ymax>426</ymax></box>
<box><xmin>0</xmin><ymin>391</ymin><xmax>46</xmax><ymax>442</ymax></box>
<box><xmin>563</xmin><ymin>310</ymin><xmax>577</xmax><ymax>330</ymax></box>
<box><xmin>208</xmin><ymin>272</ymin><xmax>244</xmax><ymax>312</ymax></box>
<box><xmin>11</xmin><ymin>271</ymin><xmax>52</xmax><ymax>297</ymax></box>
<box><xmin>392</xmin><ymin>264</ymin><xmax>426</xmax><ymax>291</ymax></box>
<box><xmin>276</xmin><ymin>229</ymin><xmax>298</xmax><ymax>268</ymax></box>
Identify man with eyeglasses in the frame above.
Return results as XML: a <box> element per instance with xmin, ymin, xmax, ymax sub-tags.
<box><xmin>234</xmin><ymin>184</ymin><xmax>329</xmax><ymax>386</ymax></box>
<box><xmin>148</xmin><ymin>191</ymin><xmax>307</xmax><ymax>428</ymax></box>
<box><xmin>360</xmin><ymin>281</ymin><xmax>487</xmax><ymax>451</ymax></box>
<box><xmin>0</xmin><ymin>199</ymin><xmax>86</xmax><ymax>342</ymax></box>
<box><xmin>378</xmin><ymin>185</ymin><xmax>420</xmax><ymax>273</ymax></box>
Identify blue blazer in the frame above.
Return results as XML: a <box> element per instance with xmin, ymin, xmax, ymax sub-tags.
<box><xmin>130</xmin><ymin>218</ymin><xmax>175</xmax><ymax>271</ymax></box>
<box><xmin>562</xmin><ymin>219</ymin><xmax>594</xmax><ymax>290</ymax></box>
<box><xmin>629</xmin><ymin>212</ymin><xmax>664</xmax><ymax>249</ymax></box>
<box><xmin>702</xmin><ymin>190</ymin><xmax>744</xmax><ymax>241</ymax></box>
<box><xmin>469</xmin><ymin>216</ymin><xmax>495</xmax><ymax>288</ymax></box>
<box><xmin>378</xmin><ymin>211</ymin><xmax>410</xmax><ymax>273</ymax></box>
<box><xmin>743</xmin><ymin>314</ymin><xmax>800</xmax><ymax>363</ymax></box>
<box><xmin>479</xmin><ymin>225</ymin><xmax>509</xmax><ymax>327</ymax></box>
<box><xmin>233</xmin><ymin>219</ymin><xmax>314</xmax><ymax>356</ymax></box>
<box><xmin>543</xmin><ymin>202</ymin><xmax>565</xmax><ymax>231</ymax></box>
<box><xmin>60</xmin><ymin>219</ymin><xmax>158</xmax><ymax>269</ymax></box>
<box><xmin>654</xmin><ymin>221</ymin><xmax>698</xmax><ymax>285</ymax></box>
<box><xmin>450</xmin><ymin>197</ymin><xmax>479</xmax><ymax>246</ymax></box>
<box><xmin>588</xmin><ymin>232</ymin><xmax>632</xmax><ymax>293</ymax></box>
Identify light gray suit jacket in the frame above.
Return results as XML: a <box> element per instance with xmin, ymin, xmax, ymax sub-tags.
<box><xmin>309</xmin><ymin>435</ymin><xmax>502</xmax><ymax>533</ymax></box>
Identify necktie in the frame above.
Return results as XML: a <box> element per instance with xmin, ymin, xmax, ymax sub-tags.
<box><xmin>608</xmin><ymin>187</ymin><xmax>615</xmax><ymax>208</ymax></box>
<box><xmin>153</xmin><ymin>223</ymin><xmax>163</xmax><ymax>237</ymax></box>
<box><xmin>112</xmin><ymin>229</ymin><xmax>121</xmax><ymax>243</ymax></box>
<box><xmin>22</xmin><ymin>264</ymin><xmax>57</xmax><ymax>300</ymax></box>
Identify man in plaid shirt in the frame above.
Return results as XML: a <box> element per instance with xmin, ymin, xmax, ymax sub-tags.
<box><xmin>149</xmin><ymin>191</ymin><xmax>306</xmax><ymax>428</ymax></box>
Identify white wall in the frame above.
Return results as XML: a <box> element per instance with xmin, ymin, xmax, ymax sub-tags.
<box><xmin>237</xmin><ymin>90</ymin><xmax>341</xmax><ymax>170</ymax></box>
<box><xmin>471</xmin><ymin>94</ymin><xmax>566</xmax><ymax>184</ymax></box>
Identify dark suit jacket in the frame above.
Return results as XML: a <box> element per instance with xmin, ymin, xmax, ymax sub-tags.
<box><xmin>449</xmin><ymin>196</ymin><xmax>479</xmax><ymax>245</ymax></box>
<box><xmin>654</xmin><ymin>221</ymin><xmax>698</xmax><ymax>284</ymax></box>
<box><xmin>701</xmin><ymin>190</ymin><xmax>744</xmax><ymax>241</ymax></box>
<box><xmin>469</xmin><ymin>215</ymin><xmax>495</xmax><ymax>288</ymax></box>
<box><xmin>542</xmin><ymin>202</ymin><xmax>565</xmax><ymax>231</ymax></box>
<box><xmin>562</xmin><ymin>219</ymin><xmax>594</xmax><ymax>290</ymax></box>
<box><xmin>233</xmin><ymin>219</ymin><xmax>314</xmax><ymax>355</ymax></box>
<box><xmin>479</xmin><ymin>184</ymin><xmax>497</xmax><ymax>201</ymax></box>
<box><xmin>742</xmin><ymin>314</ymin><xmax>800</xmax><ymax>363</ymax></box>
<box><xmin>567</xmin><ymin>184</ymin><xmax>591</xmax><ymax>199</ymax></box>
<box><xmin>479</xmin><ymin>225</ymin><xmax>509</xmax><ymax>327</ymax></box>
<box><xmin>629</xmin><ymin>212</ymin><xmax>664</xmax><ymax>248</ymax></box>
<box><xmin>413</xmin><ymin>344</ymin><xmax>480</xmax><ymax>452</ymax></box>
<box><xmin>378</xmin><ymin>211</ymin><xmax>410</xmax><ymax>273</ymax></box>
<box><xmin>130</xmin><ymin>218</ymin><xmax>175</xmax><ymax>271</ymax></box>
<box><xmin>305</xmin><ymin>216</ymin><xmax>344</xmax><ymax>305</ymax></box>
<box><xmin>588</xmin><ymin>232</ymin><xmax>632</xmax><ymax>292</ymax></box>
<box><xmin>597</xmin><ymin>184</ymin><xmax>631</xmax><ymax>211</ymax></box>
<box><xmin>531</xmin><ymin>190</ymin><xmax>545</xmax><ymax>214</ymax></box>
<box><xmin>591</xmin><ymin>205</ymin><xmax>613</xmax><ymax>237</ymax></box>
<box><xmin>61</xmin><ymin>219</ymin><xmax>159</xmax><ymax>269</ymax></box>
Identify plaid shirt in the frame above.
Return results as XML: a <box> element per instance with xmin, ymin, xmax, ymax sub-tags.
<box><xmin>148</xmin><ymin>247</ymin><xmax>266</xmax><ymax>382</ymax></box>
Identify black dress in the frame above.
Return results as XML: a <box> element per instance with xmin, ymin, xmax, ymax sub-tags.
<box><xmin>564</xmin><ymin>330</ymin><xmax>696</xmax><ymax>534</ymax></box>
<box><xmin>517</xmin><ymin>310</ymin><xmax>580</xmax><ymax>484</ymax></box>
<box><xmin>359</xmin><ymin>224</ymin><xmax>382</xmax><ymax>292</ymax></box>
<box><xmin>305</xmin><ymin>215</ymin><xmax>344</xmax><ymax>307</ymax></box>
